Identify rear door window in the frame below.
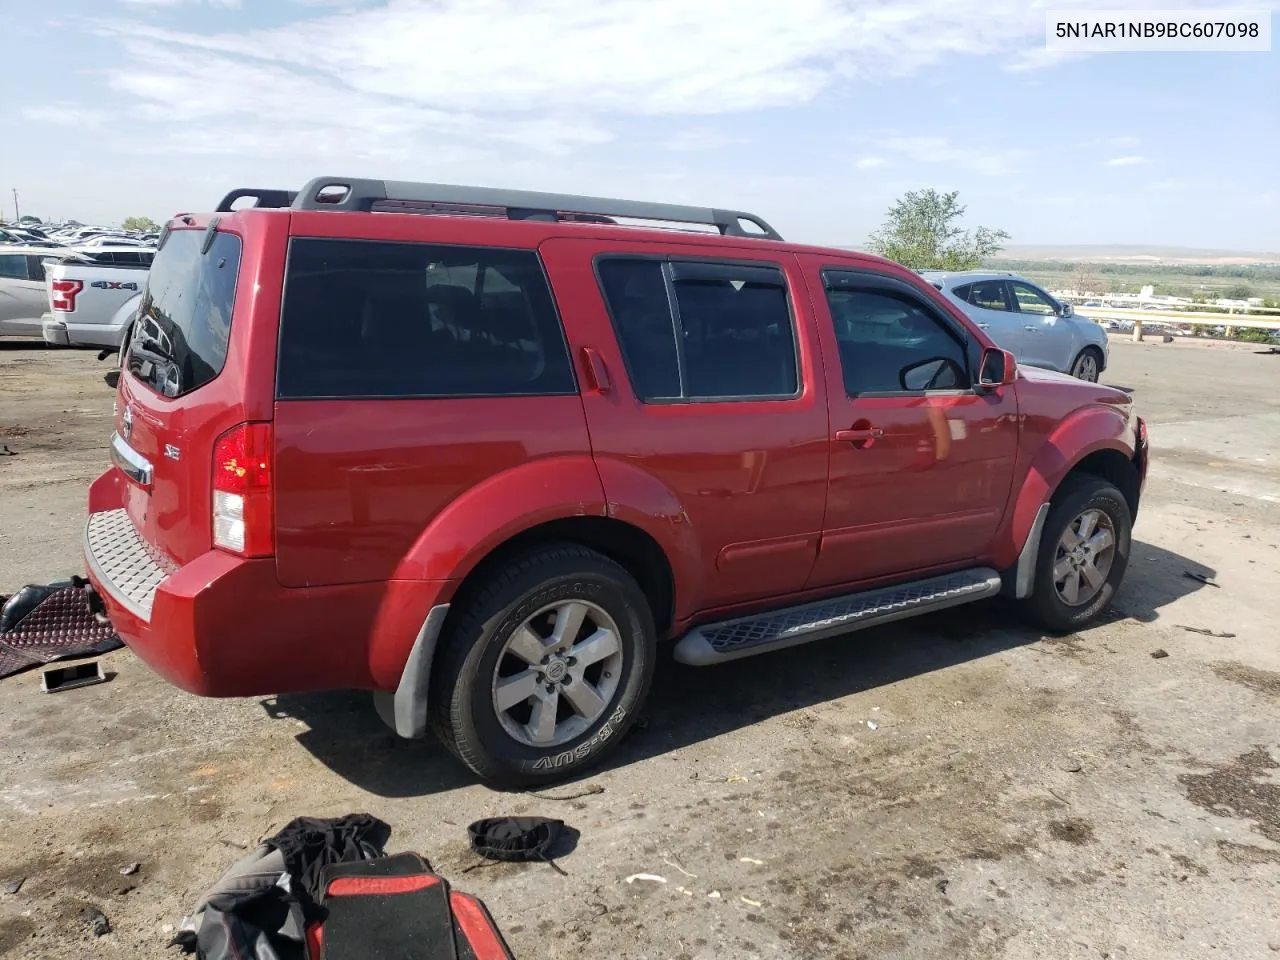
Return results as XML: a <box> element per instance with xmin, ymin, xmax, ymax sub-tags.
<box><xmin>126</xmin><ymin>229</ymin><xmax>241</xmax><ymax>398</ymax></box>
<box><xmin>596</xmin><ymin>257</ymin><xmax>798</xmax><ymax>401</ymax></box>
<box><xmin>276</xmin><ymin>239</ymin><xmax>575</xmax><ymax>399</ymax></box>
<box><xmin>963</xmin><ymin>280</ymin><xmax>1012</xmax><ymax>311</ymax></box>
<box><xmin>0</xmin><ymin>255</ymin><xmax>26</xmax><ymax>280</ymax></box>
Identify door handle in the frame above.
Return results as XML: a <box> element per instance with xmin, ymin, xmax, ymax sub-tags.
<box><xmin>1023</xmin><ymin>325</ymin><xmax>1039</xmax><ymax>332</ymax></box>
<box><xmin>835</xmin><ymin>427</ymin><xmax>884</xmax><ymax>443</ymax></box>
<box><xmin>976</xmin><ymin>322</ymin><xmax>990</xmax><ymax>329</ymax></box>
<box><xmin>580</xmin><ymin>346</ymin><xmax>611</xmax><ymax>393</ymax></box>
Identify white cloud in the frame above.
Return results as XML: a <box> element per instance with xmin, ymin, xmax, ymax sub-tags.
<box><xmin>1105</xmin><ymin>155</ymin><xmax>1148</xmax><ymax>167</ymax></box>
<box><xmin>855</xmin><ymin>156</ymin><xmax>888</xmax><ymax>169</ymax></box>
<box><xmin>876</xmin><ymin>136</ymin><xmax>1028</xmax><ymax>175</ymax></box>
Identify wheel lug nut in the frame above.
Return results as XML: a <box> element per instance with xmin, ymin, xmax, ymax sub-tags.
<box><xmin>546</xmin><ymin>683</ymin><xmax>555</xmax><ymax>694</ymax></box>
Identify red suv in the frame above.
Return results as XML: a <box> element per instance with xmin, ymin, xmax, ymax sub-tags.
<box><xmin>85</xmin><ymin>177</ymin><xmax>1147</xmax><ymax>785</ymax></box>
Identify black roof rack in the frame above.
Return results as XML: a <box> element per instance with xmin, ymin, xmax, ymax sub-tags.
<box><xmin>285</xmin><ymin>176</ymin><xmax>783</xmax><ymax>240</ymax></box>
<box><xmin>215</xmin><ymin>188</ymin><xmax>299</xmax><ymax>212</ymax></box>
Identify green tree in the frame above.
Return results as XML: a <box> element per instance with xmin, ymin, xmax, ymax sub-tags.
<box><xmin>18</xmin><ymin>215</ymin><xmax>42</xmax><ymax>225</ymax></box>
<box><xmin>866</xmin><ymin>189</ymin><xmax>1010</xmax><ymax>271</ymax></box>
<box><xmin>1223</xmin><ymin>283</ymin><xmax>1253</xmax><ymax>300</ymax></box>
<box><xmin>122</xmin><ymin>216</ymin><xmax>159</xmax><ymax>233</ymax></box>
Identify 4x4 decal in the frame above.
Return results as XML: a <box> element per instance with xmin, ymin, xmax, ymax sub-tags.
<box><xmin>91</xmin><ymin>280</ymin><xmax>139</xmax><ymax>291</ymax></box>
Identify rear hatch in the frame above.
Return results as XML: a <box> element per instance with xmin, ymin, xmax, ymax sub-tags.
<box><xmin>114</xmin><ymin>223</ymin><xmax>251</xmax><ymax>567</ymax></box>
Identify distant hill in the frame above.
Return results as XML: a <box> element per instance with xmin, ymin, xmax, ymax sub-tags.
<box><xmin>989</xmin><ymin>244</ymin><xmax>1280</xmax><ymax>266</ymax></box>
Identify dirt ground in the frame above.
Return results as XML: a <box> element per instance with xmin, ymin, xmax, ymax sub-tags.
<box><xmin>1</xmin><ymin>334</ymin><xmax>1278</xmax><ymax>960</ymax></box>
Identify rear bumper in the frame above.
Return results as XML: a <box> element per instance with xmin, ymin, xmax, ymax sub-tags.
<box><xmin>83</xmin><ymin>472</ymin><xmax>449</xmax><ymax>698</ymax></box>
<box><xmin>43</xmin><ymin>313</ymin><xmax>127</xmax><ymax>348</ymax></box>
<box><xmin>41</xmin><ymin>315</ymin><xmax>70</xmax><ymax>346</ymax></box>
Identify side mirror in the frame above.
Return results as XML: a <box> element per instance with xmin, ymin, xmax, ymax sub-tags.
<box><xmin>1059</xmin><ymin>302</ymin><xmax>1074</xmax><ymax>318</ymax></box>
<box><xmin>978</xmin><ymin>347</ymin><xmax>1017</xmax><ymax>388</ymax></box>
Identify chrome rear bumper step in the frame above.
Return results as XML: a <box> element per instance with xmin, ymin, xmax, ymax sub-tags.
<box><xmin>673</xmin><ymin>567</ymin><xmax>1002</xmax><ymax>666</ymax></box>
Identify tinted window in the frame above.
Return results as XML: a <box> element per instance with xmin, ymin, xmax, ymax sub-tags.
<box><xmin>1010</xmin><ymin>281</ymin><xmax>1056</xmax><ymax>315</ymax></box>
<box><xmin>26</xmin><ymin>257</ymin><xmax>47</xmax><ymax>282</ymax></box>
<box><xmin>963</xmin><ymin>280</ymin><xmax>1011</xmax><ymax>311</ymax></box>
<box><xmin>825</xmin><ymin>286</ymin><xmax>970</xmax><ymax>395</ymax></box>
<box><xmin>0</xmin><ymin>255</ymin><xmax>26</xmax><ymax>280</ymax></box>
<box><xmin>127</xmin><ymin>229</ymin><xmax>241</xmax><ymax>398</ymax></box>
<box><xmin>597</xmin><ymin>258</ymin><xmax>797</xmax><ymax>401</ymax></box>
<box><xmin>277</xmin><ymin>239</ymin><xmax>574</xmax><ymax>399</ymax></box>
<box><xmin>596</xmin><ymin>260</ymin><xmax>680</xmax><ymax>399</ymax></box>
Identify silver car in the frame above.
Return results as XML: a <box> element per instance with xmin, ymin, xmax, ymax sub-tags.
<box><xmin>921</xmin><ymin>270</ymin><xmax>1109</xmax><ymax>381</ymax></box>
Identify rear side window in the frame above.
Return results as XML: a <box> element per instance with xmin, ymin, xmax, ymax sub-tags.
<box><xmin>127</xmin><ymin>229</ymin><xmax>241</xmax><ymax>398</ymax></box>
<box><xmin>0</xmin><ymin>255</ymin><xmax>25</xmax><ymax>280</ymax></box>
<box><xmin>958</xmin><ymin>280</ymin><xmax>1011</xmax><ymax>311</ymax></box>
<box><xmin>596</xmin><ymin>258</ymin><xmax>798</xmax><ymax>402</ymax></box>
<box><xmin>277</xmin><ymin>239</ymin><xmax>575</xmax><ymax>399</ymax></box>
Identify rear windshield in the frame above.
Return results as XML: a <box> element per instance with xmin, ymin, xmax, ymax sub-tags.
<box><xmin>126</xmin><ymin>229</ymin><xmax>241</xmax><ymax>397</ymax></box>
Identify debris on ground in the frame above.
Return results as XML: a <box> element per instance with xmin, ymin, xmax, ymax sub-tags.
<box><xmin>866</xmin><ymin>720</ymin><xmax>879</xmax><ymax>730</ymax></box>
<box><xmin>2</xmin><ymin>877</ymin><xmax>24</xmax><ymax>895</ymax></box>
<box><xmin>707</xmin><ymin>891</ymin><xmax>722</xmax><ymax>900</ymax></box>
<box><xmin>1059</xmin><ymin>758</ymin><xmax>1084</xmax><ymax>773</ymax></box>
<box><xmin>936</xmin><ymin>878</ymin><xmax>949</xmax><ymax>894</ymax></box>
<box><xmin>81</xmin><ymin>906</ymin><xmax>110</xmax><ymax>937</ymax></box>
<box><xmin>468</xmin><ymin>816</ymin><xmax>570</xmax><ymax>876</ymax></box>
<box><xmin>119</xmin><ymin>862</ymin><xmax>141</xmax><ymax>876</ymax></box>
<box><xmin>726</xmin><ymin>775</ymin><xmax>749</xmax><ymax>784</ymax></box>
<box><xmin>1184</xmin><ymin>571</ymin><xmax>1220</xmax><ymax>587</ymax></box>
<box><xmin>527</xmin><ymin>783</ymin><xmax>605</xmax><ymax>801</ymax></box>
<box><xmin>1151</xmin><ymin>649</ymin><xmax>1170</xmax><ymax>659</ymax></box>
<box><xmin>739</xmin><ymin>896</ymin><xmax>763</xmax><ymax>908</ymax></box>
<box><xmin>625</xmin><ymin>873</ymin><xmax>667</xmax><ymax>885</ymax></box>
<box><xmin>0</xmin><ymin>445</ymin><xmax>14</xmax><ymax>456</ymax></box>
<box><xmin>662</xmin><ymin>856</ymin><xmax>696</xmax><ymax>879</ymax></box>
<box><xmin>1176</xmin><ymin>625</ymin><xmax>1236</xmax><ymax>638</ymax></box>
<box><xmin>739</xmin><ymin>857</ymin><xmax>765</xmax><ymax>865</ymax></box>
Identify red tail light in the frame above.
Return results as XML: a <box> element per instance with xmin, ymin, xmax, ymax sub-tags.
<box><xmin>212</xmin><ymin>422</ymin><xmax>274</xmax><ymax>557</ymax></box>
<box><xmin>51</xmin><ymin>279</ymin><xmax>83</xmax><ymax>313</ymax></box>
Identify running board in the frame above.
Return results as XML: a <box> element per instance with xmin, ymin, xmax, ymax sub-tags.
<box><xmin>673</xmin><ymin>568</ymin><xmax>1002</xmax><ymax>666</ymax></box>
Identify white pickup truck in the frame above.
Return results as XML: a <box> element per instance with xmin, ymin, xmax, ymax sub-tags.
<box><xmin>40</xmin><ymin>246</ymin><xmax>154</xmax><ymax>349</ymax></box>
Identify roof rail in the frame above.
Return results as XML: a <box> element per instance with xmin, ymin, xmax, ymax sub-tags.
<box><xmin>215</xmin><ymin>188</ymin><xmax>299</xmax><ymax>213</ymax></box>
<box><xmin>289</xmin><ymin>176</ymin><xmax>783</xmax><ymax>240</ymax></box>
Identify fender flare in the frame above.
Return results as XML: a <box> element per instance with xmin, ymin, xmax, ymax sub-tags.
<box><xmin>376</xmin><ymin>455</ymin><xmax>701</xmax><ymax>738</ymax></box>
<box><xmin>998</xmin><ymin>404</ymin><xmax>1135</xmax><ymax>578</ymax></box>
<box><xmin>390</xmin><ymin>455</ymin><xmax>608</xmax><ymax>582</ymax></box>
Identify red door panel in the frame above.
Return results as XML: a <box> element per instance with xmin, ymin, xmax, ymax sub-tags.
<box><xmin>798</xmin><ymin>255</ymin><xmax>1019</xmax><ymax>589</ymax></box>
<box><xmin>539</xmin><ymin>238</ymin><xmax>830</xmax><ymax>617</ymax></box>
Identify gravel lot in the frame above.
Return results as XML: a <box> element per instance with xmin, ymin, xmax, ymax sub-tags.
<box><xmin>1</xmin><ymin>334</ymin><xmax>1278</xmax><ymax>960</ymax></box>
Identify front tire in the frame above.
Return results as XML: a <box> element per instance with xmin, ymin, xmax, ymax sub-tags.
<box><xmin>1024</xmin><ymin>475</ymin><xmax>1131</xmax><ymax>633</ymax></box>
<box><xmin>1070</xmin><ymin>347</ymin><xmax>1102</xmax><ymax>382</ymax></box>
<box><xmin>430</xmin><ymin>544</ymin><xmax>656</xmax><ymax>786</ymax></box>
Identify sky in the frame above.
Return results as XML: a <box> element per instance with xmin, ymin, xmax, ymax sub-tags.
<box><xmin>3</xmin><ymin>0</ymin><xmax>1277</xmax><ymax>251</ymax></box>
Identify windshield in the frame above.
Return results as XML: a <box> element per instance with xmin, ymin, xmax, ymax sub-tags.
<box><xmin>126</xmin><ymin>229</ymin><xmax>241</xmax><ymax>398</ymax></box>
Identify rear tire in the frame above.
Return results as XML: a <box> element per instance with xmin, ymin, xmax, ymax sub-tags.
<box><xmin>430</xmin><ymin>544</ymin><xmax>655</xmax><ymax>787</ymax></box>
<box><xmin>1023</xmin><ymin>475</ymin><xmax>1131</xmax><ymax>633</ymax></box>
<box><xmin>1070</xmin><ymin>347</ymin><xmax>1102</xmax><ymax>382</ymax></box>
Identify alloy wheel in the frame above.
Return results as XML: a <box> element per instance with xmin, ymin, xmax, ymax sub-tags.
<box><xmin>491</xmin><ymin>600</ymin><xmax>624</xmax><ymax>748</ymax></box>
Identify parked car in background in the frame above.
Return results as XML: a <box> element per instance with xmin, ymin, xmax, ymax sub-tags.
<box><xmin>41</xmin><ymin>246</ymin><xmax>154</xmax><ymax>348</ymax></box>
<box><xmin>85</xmin><ymin>177</ymin><xmax>1148</xmax><ymax>786</ymax></box>
<box><xmin>0</xmin><ymin>246</ymin><xmax>54</xmax><ymax>338</ymax></box>
<box><xmin>922</xmin><ymin>270</ymin><xmax>1110</xmax><ymax>381</ymax></box>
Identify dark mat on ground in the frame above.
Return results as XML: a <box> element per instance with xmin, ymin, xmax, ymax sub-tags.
<box><xmin>0</xmin><ymin>585</ymin><xmax>122</xmax><ymax>680</ymax></box>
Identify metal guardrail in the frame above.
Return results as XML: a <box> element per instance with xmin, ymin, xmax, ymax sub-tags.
<box><xmin>1078</xmin><ymin>307</ymin><xmax>1280</xmax><ymax>331</ymax></box>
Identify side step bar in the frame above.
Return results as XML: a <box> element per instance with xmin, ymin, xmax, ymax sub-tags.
<box><xmin>673</xmin><ymin>567</ymin><xmax>1002</xmax><ymax>666</ymax></box>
